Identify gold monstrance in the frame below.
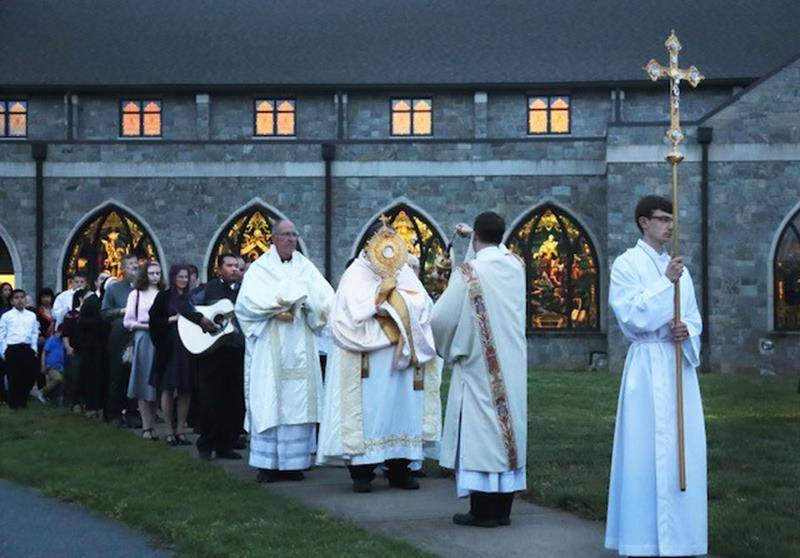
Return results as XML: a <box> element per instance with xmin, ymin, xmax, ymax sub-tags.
<box><xmin>365</xmin><ymin>215</ymin><xmax>409</xmax><ymax>278</ymax></box>
<box><xmin>644</xmin><ymin>31</ymin><xmax>704</xmax><ymax>492</ymax></box>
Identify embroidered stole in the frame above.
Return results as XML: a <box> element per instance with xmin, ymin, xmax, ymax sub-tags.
<box><xmin>458</xmin><ymin>261</ymin><xmax>519</xmax><ymax>469</ymax></box>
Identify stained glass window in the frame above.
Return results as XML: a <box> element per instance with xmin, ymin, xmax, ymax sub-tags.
<box><xmin>356</xmin><ymin>205</ymin><xmax>447</xmax><ymax>298</ymax></box>
<box><xmin>208</xmin><ymin>206</ymin><xmax>299</xmax><ymax>278</ymax></box>
<box><xmin>120</xmin><ymin>99</ymin><xmax>162</xmax><ymax>137</ymax></box>
<box><xmin>63</xmin><ymin>207</ymin><xmax>159</xmax><ymax>288</ymax></box>
<box><xmin>391</xmin><ymin>98</ymin><xmax>432</xmax><ymax>136</ymax></box>
<box><xmin>507</xmin><ymin>205</ymin><xmax>599</xmax><ymax>330</ymax></box>
<box><xmin>0</xmin><ymin>100</ymin><xmax>27</xmax><ymax>137</ymax></box>
<box><xmin>254</xmin><ymin>99</ymin><xmax>296</xmax><ymax>136</ymax></box>
<box><xmin>528</xmin><ymin>96</ymin><xmax>570</xmax><ymax>135</ymax></box>
<box><xmin>774</xmin><ymin>210</ymin><xmax>800</xmax><ymax>330</ymax></box>
<box><xmin>0</xmin><ymin>236</ymin><xmax>14</xmax><ymax>287</ymax></box>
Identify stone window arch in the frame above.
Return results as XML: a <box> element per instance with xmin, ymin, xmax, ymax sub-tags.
<box><xmin>63</xmin><ymin>205</ymin><xmax>160</xmax><ymax>288</ymax></box>
<box><xmin>774</xmin><ymin>207</ymin><xmax>800</xmax><ymax>331</ymax></box>
<box><xmin>207</xmin><ymin>205</ymin><xmax>302</xmax><ymax>279</ymax></box>
<box><xmin>506</xmin><ymin>204</ymin><xmax>600</xmax><ymax>330</ymax></box>
<box><xmin>355</xmin><ymin>204</ymin><xmax>448</xmax><ymax>298</ymax></box>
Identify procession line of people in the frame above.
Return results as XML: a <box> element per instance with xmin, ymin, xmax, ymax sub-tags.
<box><xmin>0</xmin><ymin>195</ymin><xmax>708</xmax><ymax>556</ymax></box>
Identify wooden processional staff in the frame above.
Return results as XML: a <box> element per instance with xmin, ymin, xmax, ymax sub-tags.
<box><xmin>644</xmin><ymin>31</ymin><xmax>704</xmax><ymax>492</ymax></box>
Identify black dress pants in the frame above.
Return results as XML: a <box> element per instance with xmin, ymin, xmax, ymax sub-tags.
<box><xmin>349</xmin><ymin>458</ymin><xmax>411</xmax><ymax>481</ymax></box>
<box><xmin>196</xmin><ymin>345</ymin><xmax>244</xmax><ymax>453</ymax></box>
<box><xmin>5</xmin><ymin>344</ymin><xmax>38</xmax><ymax>409</ymax></box>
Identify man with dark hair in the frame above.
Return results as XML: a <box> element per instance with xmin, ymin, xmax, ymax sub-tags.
<box><xmin>53</xmin><ymin>271</ymin><xmax>88</xmax><ymax>328</ymax></box>
<box><xmin>179</xmin><ymin>252</ymin><xmax>245</xmax><ymax>460</ymax></box>
<box><xmin>472</xmin><ymin>211</ymin><xmax>506</xmax><ymax>244</ymax></box>
<box><xmin>605</xmin><ymin>195</ymin><xmax>707</xmax><ymax>557</ymax></box>
<box><xmin>634</xmin><ymin>195</ymin><xmax>674</xmax><ymax>234</ymax></box>
<box><xmin>102</xmin><ymin>254</ymin><xmax>140</xmax><ymax>427</ymax></box>
<box><xmin>431</xmin><ymin>212</ymin><xmax>528</xmax><ymax>527</ymax></box>
<box><xmin>0</xmin><ymin>289</ymin><xmax>40</xmax><ymax>409</ymax></box>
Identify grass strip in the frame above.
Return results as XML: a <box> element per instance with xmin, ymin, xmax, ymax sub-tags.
<box><xmin>0</xmin><ymin>406</ymin><xmax>432</xmax><ymax>558</ymax></box>
<box><xmin>526</xmin><ymin>371</ymin><xmax>800</xmax><ymax>558</ymax></box>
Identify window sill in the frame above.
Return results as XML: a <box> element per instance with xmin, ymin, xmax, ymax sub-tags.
<box><xmin>526</xmin><ymin>329</ymin><xmax>606</xmax><ymax>337</ymax></box>
<box><xmin>117</xmin><ymin>136</ymin><xmax>163</xmax><ymax>141</ymax></box>
<box><xmin>525</xmin><ymin>133</ymin><xmax>572</xmax><ymax>138</ymax></box>
<box><xmin>0</xmin><ymin>137</ymin><xmax>28</xmax><ymax>141</ymax></box>
<box><xmin>251</xmin><ymin>136</ymin><xmax>297</xmax><ymax>140</ymax></box>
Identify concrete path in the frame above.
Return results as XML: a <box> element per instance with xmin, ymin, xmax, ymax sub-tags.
<box><xmin>165</xmin><ymin>433</ymin><xmax>616</xmax><ymax>558</ymax></box>
<box><xmin>0</xmin><ymin>479</ymin><xmax>172</xmax><ymax>558</ymax></box>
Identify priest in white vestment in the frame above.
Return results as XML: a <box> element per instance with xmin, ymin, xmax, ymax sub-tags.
<box><xmin>317</xmin><ymin>222</ymin><xmax>442</xmax><ymax>493</ymax></box>
<box><xmin>431</xmin><ymin>212</ymin><xmax>528</xmax><ymax>528</ymax></box>
<box><xmin>235</xmin><ymin>219</ymin><xmax>334</xmax><ymax>483</ymax></box>
<box><xmin>605</xmin><ymin>195</ymin><xmax>707</xmax><ymax>557</ymax></box>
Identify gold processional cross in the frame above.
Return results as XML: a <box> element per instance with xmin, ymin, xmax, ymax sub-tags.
<box><xmin>644</xmin><ymin>31</ymin><xmax>704</xmax><ymax>492</ymax></box>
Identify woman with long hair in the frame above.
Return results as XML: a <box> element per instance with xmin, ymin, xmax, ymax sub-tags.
<box><xmin>149</xmin><ymin>264</ymin><xmax>193</xmax><ymax>445</ymax></box>
<box><xmin>35</xmin><ymin>288</ymin><xmax>56</xmax><ymax>341</ymax></box>
<box><xmin>0</xmin><ymin>282</ymin><xmax>13</xmax><ymax>313</ymax></box>
<box><xmin>123</xmin><ymin>260</ymin><xmax>164</xmax><ymax>440</ymax></box>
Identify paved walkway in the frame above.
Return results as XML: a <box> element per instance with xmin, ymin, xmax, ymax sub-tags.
<box><xmin>0</xmin><ymin>479</ymin><xmax>172</xmax><ymax>558</ymax></box>
<box><xmin>168</xmin><ymin>434</ymin><xmax>617</xmax><ymax>558</ymax></box>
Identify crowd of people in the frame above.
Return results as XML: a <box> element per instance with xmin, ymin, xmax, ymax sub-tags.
<box><xmin>0</xmin><ymin>198</ymin><xmax>708</xmax><ymax>555</ymax></box>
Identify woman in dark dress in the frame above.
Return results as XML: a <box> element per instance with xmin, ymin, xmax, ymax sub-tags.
<box><xmin>61</xmin><ymin>288</ymin><xmax>88</xmax><ymax>410</ymax></box>
<box><xmin>75</xmin><ymin>289</ymin><xmax>108</xmax><ymax>418</ymax></box>
<box><xmin>149</xmin><ymin>264</ymin><xmax>193</xmax><ymax>445</ymax></box>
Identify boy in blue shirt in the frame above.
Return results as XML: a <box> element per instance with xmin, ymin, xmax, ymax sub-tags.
<box><xmin>41</xmin><ymin>326</ymin><xmax>66</xmax><ymax>400</ymax></box>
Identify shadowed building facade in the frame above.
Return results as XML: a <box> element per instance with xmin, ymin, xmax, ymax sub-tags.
<box><xmin>1</xmin><ymin>1</ymin><xmax>799</xmax><ymax>373</ymax></box>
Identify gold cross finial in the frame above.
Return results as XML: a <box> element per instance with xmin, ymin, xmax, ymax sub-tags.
<box><xmin>644</xmin><ymin>31</ymin><xmax>704</xmax><ymax>161</ymax></box>
<box><xmin>379</xmin><ymin>214</ymin><xmax>391</xmax><ymax>228</ymax></box>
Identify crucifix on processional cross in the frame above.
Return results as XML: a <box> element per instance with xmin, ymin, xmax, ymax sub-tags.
<box><xmin>643</xmin><ymin>30</ymin><xmax>704</xmax><ymax>492</ymax></box>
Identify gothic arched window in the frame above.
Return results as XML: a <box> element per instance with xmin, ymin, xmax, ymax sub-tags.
<box><xmin>774</xmin><ymin>208</ymin><xmax>800</xmax><ymax>330</ymax></box>
<box><xmin>356</xmin><ymin>205</ymin><xmax>447</xmax><ymax>298</ymax></box>
<box><xmin>0</xmin><ymin>236</ymin><xmax>15</xmax><ymax>287</ymax></box>
<box><xmin>208</xmin><ymin>206</ymin><xmax>293</xmax><ymax>278</ymax></box>
<box><xmin>507</xmin><ymin>205</ymin><xmax>600</xmax><ymax>330</ymax></box>
<box><xmin>63</xmin><ymin>207</ymin><xmax>159</xmax><ymax>288</ymax></box>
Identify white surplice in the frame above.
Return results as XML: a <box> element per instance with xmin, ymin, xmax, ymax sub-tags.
<box><xmin>316</xmin><ymin>253</ymin><xmax>442</xmax><ymax>466</ymax></box>
<box><xmin>235</xmin><ymin>249</ymin><xmax>334</xmax><ymax>471</ymax></box>
<box><xmin>605</xmin><ymin>239</ymin><xmax>707</xmax><ymax>557</ymax></box>
<box><xmin>431</xmin><ymin>245</ymin><xmax>527</xmax><ymax>497</ymax></box>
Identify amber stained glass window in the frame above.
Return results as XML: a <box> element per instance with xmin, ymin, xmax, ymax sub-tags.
<box><xmin>254</xmin><ymin>99</ymin><xmax>295</xmax><ymax>136</ymax></box>
<box><xmin>528</xmin><ymin>96</ymin><xmax>570</xmax><ymax>135</ymax></box>
<box><xmin>208</xmin><ymin>206</ymin><xmax>300</xmax><ymax>278</ymax></box>
<box><xmin>120</xmin><ymin>99</ymin><xmax>162</xmax><ymax>137</ymax></box>
<box><xmin>507</xmin><ymin>205</ymin><xmax>599</xmax><ymax>329</ymax></box>
<box><xmin>356</xmin><ymin>205</ymin><xmax>447</xmax><ymax>298</ymax></box>
<box><xmin>0</xmin><ymin>100</ymin><xmax>27</xmax><ymax>137</ymax></box>
<box><xmin>391</xmin><ymin>98</ymin><xmax>432</xmax><ymax>136</ymax></box>
<box><xmin>774</xmin><ymin>210</ymin><xmax>800</xmax><ymax>330</ymax></box>
<box><xmin>63</xmin><ymin>207</ymin><xmax>158</xmax><ymax>288</ymax></box>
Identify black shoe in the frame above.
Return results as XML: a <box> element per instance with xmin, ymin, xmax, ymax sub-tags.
<box><xmin>498</xmin><ymin>493</ymin><xmax>514</xmax><ymax>526</ymax></box>
<box><xmin>232</xmin><ymin>439</ymin><xmax>247</xmax><ymax>450</ymax></box>
<box><xmin>387</xmin><ymin>475</ymin><xmax>420</xmax><ymax>490</ymax></box>
<box><xmin>452</xmin><ymin>512</ymin><xmax>499</xmax><ymax>528</ymax></box>
<box><xmin>410</xmin><ymin>469</ymin><xmax>427</xmax><ymax>478</ymax></box>
<box><xmin>198</xmin><ymin>449</ymin><xmax>212</xmax><ymax>461</ymax></box>
<box><xmin>257</xmin><ymin>469</ymin><xmax>279</xmax><ymax>483</ymax></box>
<box><xmin>283</xmin><ymin>471</ymin><xmax>305</xmax><ymax>481</ymax></box>
<box><xmin>215</xmin><ymin>450</ymin><xmax>242</xmax><ymax>460</ymax></box>
<box><xmin>352</xmin><ymin>478</ymin><xmax>373</xmax><ymax>493</ymax></box>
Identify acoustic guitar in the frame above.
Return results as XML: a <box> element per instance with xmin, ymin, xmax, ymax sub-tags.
<box><xmin>177</xmin><ymin>299</ymin><xmax>237</xmax><ymax>355</ymax></box>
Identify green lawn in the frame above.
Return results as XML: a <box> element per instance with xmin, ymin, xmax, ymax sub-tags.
<box><xmin>527</xmin><ymin>371</ymin><xmax>800</xmax><ymax>558</ymax></box>
<box><xmin>0</xmin><ymin>407</ymin><xmax>431</xmax><ymax>558</ymax></box>
<box><xmin>2</xmin><ymin>373</ymin><xmax>797</xmax><ymax>558</ymax></box>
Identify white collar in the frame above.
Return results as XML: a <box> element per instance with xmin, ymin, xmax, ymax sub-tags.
<box><xmin>637</xmin><ymin>238</ymin><xmax>669</xmax><ymax>261</ymax></box>
<box><xmin>475</xmin><ymin>245</ymin><xmax>502</xmax><ymax>261</ymax></box>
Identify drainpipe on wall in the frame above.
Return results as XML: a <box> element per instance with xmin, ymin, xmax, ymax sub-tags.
<box><xmin>321</xmin><ymin>142</ymin><xmax>336</xmax><ymax>281</ymax></box>
<box><xmin>32</xmin><ymin>143</ymin><xmax>48</xmax><ymax>294</ymax></box>
<box><xmin>697</xmin><ymin>126</ymin><xmax>713</xmax><ymax>373</ymax></box>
